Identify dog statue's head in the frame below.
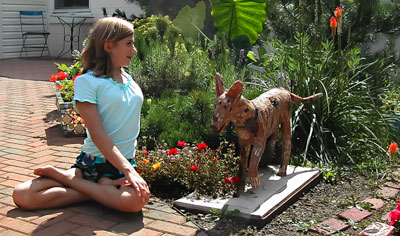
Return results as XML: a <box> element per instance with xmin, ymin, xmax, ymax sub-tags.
<box><xmin>211</xmin><ymin>73</ymin><xmax>243</xmax><ymax>135</ymax></box>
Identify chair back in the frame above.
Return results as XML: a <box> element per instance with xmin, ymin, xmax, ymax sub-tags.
<box><xmin>19</xmin><ymin>11</ymin><xmax>47</xmax><ymax>33</ymax></box>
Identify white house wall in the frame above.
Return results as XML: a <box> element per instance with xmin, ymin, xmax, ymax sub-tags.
<box><xmin>0</xmin><ymin>0</ymin><xmax>142</xmax><ymax>59</ymax></box>
<box><xmin>1</xmin><ymin>0</ymin><xmax>48</xmax><ymax>59</ymax></box>
<box><xmin>48</xmin><ymin>0</ymin><xmax>142</xmax><ymax>59</ymax></box>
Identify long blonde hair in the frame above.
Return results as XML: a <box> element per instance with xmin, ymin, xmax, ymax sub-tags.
<box><xmin>81</xmin><ymin>17</ymin><xmax>134</xmax><ymax>78</ymax></box>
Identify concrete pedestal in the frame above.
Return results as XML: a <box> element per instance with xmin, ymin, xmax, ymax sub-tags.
<box><xmin>173</xmin><ymin>165</ymin><xmax>321</xmax><ymax>224</ymax></box>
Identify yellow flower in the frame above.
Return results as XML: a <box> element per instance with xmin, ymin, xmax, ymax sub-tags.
<box><xmin>153</xmin><ymin>162</ymin><xmax>161</xmax><ymax>171</ymax></box>
<box><xmin>143</xmin><ymin>159</ymin><xmax>150</xmax><ymax>164</ymax></box>
<box><xmin>184</xmin><ymin>72</ymin><xmax>191</xmax><ymax>77</ymax></box>
<box><xmin>146</xmin><ymin>98</ymin><xmax>152</xmax><ymax>105</ymax></box>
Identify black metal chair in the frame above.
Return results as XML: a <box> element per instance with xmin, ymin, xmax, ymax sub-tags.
<box><xmin>19</xmin><ymin>11</ymin><xmax>50</xmax><ymax>58</ymax></box>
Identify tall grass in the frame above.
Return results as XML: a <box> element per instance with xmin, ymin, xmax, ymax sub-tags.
<box><xmin>247</xmin><ymin>33</ymin><xmax>395</xmax><ymax>170</ymax></box>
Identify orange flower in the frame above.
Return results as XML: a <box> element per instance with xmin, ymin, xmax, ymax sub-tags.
<box><xmin>334</xmin><ymin>6</ymin><xmax>343</xmax><ymax>18</ymax></box>
<box><xmin>330</xmin><ymin>16</ymin><xmax>337</xmax><ymax>38</ymax></box>
<box><xmin>153</xmin><ymin>162</ymin><xmax>161</xmax><ymax>171</ymax></box>
<box><xmin>142</xmin><ymin>159</ymin><xmax>150</xmax><ymax>164</ymax></box>
<box><xmin>389</xmin><ymin>142</ymin><xmax>398</xmax><ymax>158</ymax></box>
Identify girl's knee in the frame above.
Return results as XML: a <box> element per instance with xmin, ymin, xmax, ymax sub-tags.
<box><xmin>117</xmin><ymin>193</ymin><xmax>145</xmax><ymax>212</ymax></box>
<box><xmin>12</xmin><ymin>183</ymin><xmax>32</xmax><ymax>209</ymax></box>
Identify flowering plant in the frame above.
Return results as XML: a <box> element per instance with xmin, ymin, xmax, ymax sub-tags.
<box><xmin>50</xmin><ymin>61</ymin><xmax>83</xmax><ymax>102</ymax></box>
<box><xmin>135</xmin><ymin>140</ymin><xmax>240</xmax><ymax>198</ymax></box>
<box><xmin>389</xmin><ymin>142</ymin><xmax>398</xmax><ymax>159</ymax></box>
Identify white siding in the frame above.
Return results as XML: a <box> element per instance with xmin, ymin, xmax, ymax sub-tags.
<box><xmin>1</xmin><ymin>0</ymin><xmax>49</xmax><ymax>58</ymax></box>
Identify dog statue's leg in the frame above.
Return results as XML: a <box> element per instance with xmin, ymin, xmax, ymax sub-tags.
<box><xmin>269</xmin><ymin>131</ymin><xmax>278</xmax><ymax>153</ymax></box>
<box><xmin>235</xmin><ymin>144</ymin><xmax>250</xmax><ymax>196</ymax></box>
<box><xmin>277</xmin><ymin>117</ymin><xmax>291</xmax><ymax>176</ymax></box>
<box><xmin>248</xmin><ymin>140</ymin><xmax>265</xmax><ymax>188</ymax></box>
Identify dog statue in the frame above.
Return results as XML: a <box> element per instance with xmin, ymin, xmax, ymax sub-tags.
<box><xmin>211</xmin><ymin>73</ymin><xmax>323</xmax><ymax>195</ymax></box>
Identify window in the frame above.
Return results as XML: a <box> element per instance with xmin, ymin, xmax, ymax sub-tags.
<box><xmin>54</xmin><ymin>0</ymin><xmax>89</xmax><ymax>10</ymax></box>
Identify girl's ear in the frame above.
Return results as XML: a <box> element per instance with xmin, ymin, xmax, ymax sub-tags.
<box><xmin>104</xmin><ymin>41</ymin><xmax>113</xmax><ymax>53</ymax></box>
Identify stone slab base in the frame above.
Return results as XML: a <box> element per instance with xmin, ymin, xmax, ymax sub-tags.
<box><xmin>173</xmin><ymin>165</ymin><xmax>322</xmax><ymax>225</ymax></box>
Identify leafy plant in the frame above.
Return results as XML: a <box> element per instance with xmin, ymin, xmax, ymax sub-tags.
<box><xmin>135</xmin><ymin>140</ymin><xmax>240</xmax><ymax>198</ymax></box>
<box><xmin>173</xmin><ymin>1</ymin><xmax>206</xmax><ymax>41</ymax></box>
<box><xmin>50</xmin><ymin>61</ymin><xmax>83</xmax><ymax>102</ymax></box>
<box><xmin>210</xmin><ymin>0</ymin><xmax>266</xmax><ymax>44</ymax></box>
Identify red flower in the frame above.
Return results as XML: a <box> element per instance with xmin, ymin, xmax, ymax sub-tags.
<box><xmin>190</xmin><ymin>165</ymin><xmax>198</xmax><ymax>171</ymax></box>
<box><xmin>57</xmin><ymin>84</ymin><xmax>63</xmax><ymax>90</ymax></box>
<box><xmin>177</xmin><ymin>141</ymin><xmax>186</xmax><ymax>148</ymax></box>
<box><xmin>390</xmin><ymin>201</ymin><xmax>400</xmax><ymax>225</ymax></box>
<box><xmin>197</xmin><ymin>142</ymin><xmax>208</xmax><ymax>151</ymax></box>
<box><xmin>389</xmin><ymin>142</ymin><xmax>398</xmax><ymax>158</ymax></box>
<box><xmin>330</xmin><ymin>16</ymin><xmax>338</xmax><ymax>38</ymax></box>
<box><xmin>231</xmin><ymin>176</ymin><xmax>241</xmax><ymax>183</ymax></box>
<box><xmin>217</xmin><ymin>148</ymin><xmax>222</xmax><ymax>152</ymax></box>
<box><xmin>168</xmin><ymin>148</ymin><xmax>178</xmax><ymax>155</ymax></box>
<box><xmin>142</xmin><ymin>149</ymin><xmax>149</xmax><ymax>156</ymax></box>
<box><xmin>72</xmin><ymin>73</ymin><xmax>82</xmax><ymax>82</ymax></box>
<box><xmin>50</xmin><ymin>75</ymin><xmax>57</xmax><ymax>82</ymax></box>
<box><xmin>136</xmin><ymin>168</ymin><xmax>142</xmax><ymax>174</ymax></box>
<box><xmin>211</xmin><ymin>158</ymin><xmax>219</xmax><ymax>162</ymax></box>
<box><xmin>334</xmin><ymin>6</ymin><xmax>343</xmax><ymax>18</ymax></box>
<box><xmin>225</xmin><ymin>177</ymin><xmax>233</xmax><ymax>183</ymax></box>
<box><xmin>56</xmin><ymin>71</ymin><xmax>68</xmax><ymax>80</ymax></box>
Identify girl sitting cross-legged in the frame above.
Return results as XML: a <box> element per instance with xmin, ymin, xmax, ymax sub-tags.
<box><xmin>12</xmin><ymin>17</ymin><xmax>150</xmax><ymax>212</ymax></box>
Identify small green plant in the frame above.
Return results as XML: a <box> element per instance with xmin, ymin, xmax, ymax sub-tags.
<box><xmin>50</xmin><ymin>60</ymin><xmax>83</xmax><ymax>102</ymax></box>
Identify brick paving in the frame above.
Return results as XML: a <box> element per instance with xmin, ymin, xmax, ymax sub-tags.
<box><xmin>0</xmin><ymin>68</ymin><xmax>200</xmax><ymax>235</ymax></box>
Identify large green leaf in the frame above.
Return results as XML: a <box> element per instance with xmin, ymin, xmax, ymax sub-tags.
<box><xmin>173</xmin><ymin>1</ymin><xmax>206</xmax><ymax>40</ymax></box>
<box><xmin>211</xmin><ymin>0</ymin><xmax>266</xmax><ymax>44</ymax></box>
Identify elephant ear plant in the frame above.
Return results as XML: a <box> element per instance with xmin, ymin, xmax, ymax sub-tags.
<box><xmin>210</xmin><ymin>0</ymin><xmax>266</xmax><ymax>62</ymax></box>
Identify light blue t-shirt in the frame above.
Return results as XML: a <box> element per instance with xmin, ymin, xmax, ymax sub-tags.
<box><xmin>73</xmin><ymin>71</ymin><xmax>143</xmax><ymax>162</ymax></box>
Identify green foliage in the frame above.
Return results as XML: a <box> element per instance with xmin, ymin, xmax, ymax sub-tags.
<box><xmin>135</xmin><ymin>140</ymin><xmax>239</xmax><ymax>197</ymax></box>
<box><xmin>210</xmin><ymin>0</ymin><xmax>266</xmax><ymax>44</ymax></box>
<box><xmin>59</xmin><ymin>80</ymin><xmax>74</xmax><ymax>102</ymax></box>
<box><xmin>249</xmin><ymin>33</ymin><xmax>395</xmax><ymax>168</ymax></box>
<box><xmin>139</xmin><ymin>89</ymin><xmax>215</xmax><ymax>148</ymax></box>
<box><xmin>173</xmin><ymin>1</ymin><xmax>206</xmax><ymax>41</ymax></box>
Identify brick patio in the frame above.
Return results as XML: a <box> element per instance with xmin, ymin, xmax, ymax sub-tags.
<box><xmin>0</xmin><ymin>59</ymin><xmax>200</xmax><ymax>236</ymax></box>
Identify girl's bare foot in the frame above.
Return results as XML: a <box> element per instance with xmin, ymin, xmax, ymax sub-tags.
<box><xmin>33</xmin><ymin>165</ymin><xmax>75</xmax><ymax>185</ymax></box>
<box><xmin>98</xmin><ymin>177</ymin><xmax>127</xmax><ymax>187</ymax></box>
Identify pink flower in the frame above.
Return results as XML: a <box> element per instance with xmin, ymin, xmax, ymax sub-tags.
<box><xmin>190</xmin><ymin>165</ymin><xmax>198</xmax><ymax>171</ymax></box>
<box><xmin>197</xmin><ymin>142</ymin><xmax>208</xmax><ymax>151</ymax></box>
<box><xmin>177</xmin><ymin>141</ymin><xmax>186</xmax><ymax>148</ymax></box>
<box><xmin>168</xmin><ymin>148</ymin><xmax>178</xmax><ymax>155</ymax></box>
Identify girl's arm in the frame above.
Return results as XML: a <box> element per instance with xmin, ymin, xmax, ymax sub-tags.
<box><xmin>76</xmin><ymin>101</ymin><xmax>149</xmax><ymax>204</ymax></box>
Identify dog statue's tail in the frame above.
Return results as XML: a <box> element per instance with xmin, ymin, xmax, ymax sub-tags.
<box><xmin>290</xmin><ymin>92</ymin><xmax>323</xmax><ymax>103</ymax></box>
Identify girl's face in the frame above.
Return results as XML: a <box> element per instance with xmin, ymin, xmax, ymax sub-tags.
<box><xmin>107</xmin><ymin>35</ymin><xmax>137</xmax><ymax>69</ymax></box>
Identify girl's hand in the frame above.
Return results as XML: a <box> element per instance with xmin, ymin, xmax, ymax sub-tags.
<box><xmin>123</xmin><ymin>169</ymin><xmax>150</xmax><ymax>204</ymax></box>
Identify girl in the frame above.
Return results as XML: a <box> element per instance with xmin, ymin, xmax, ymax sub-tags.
<box><xmin>12</xmin><ymin>17</ymin><xmax>149</xmax><ymax>212</ymax></box>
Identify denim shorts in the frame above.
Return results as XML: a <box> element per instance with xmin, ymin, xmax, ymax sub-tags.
<box><xmin>72</xmin><ymin>151</ymin><xmax>136</xmax><ymax>182</ymax></box>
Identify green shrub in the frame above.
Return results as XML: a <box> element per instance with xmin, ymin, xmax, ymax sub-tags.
<box><xmin>139</xmin><ymin>89</ymin><xmax>215</xmax><ymax>148</ymax></box>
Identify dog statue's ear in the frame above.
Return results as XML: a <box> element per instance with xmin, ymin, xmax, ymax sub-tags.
<box><xmin>215</xmin><ymin>73</ymin><xmax>225</xmax><ymax>97</ymax></box>
<box><xmin>226</xmin><ymin>81</ymin><xmax>243</xmax><ymax>99</ymax></box>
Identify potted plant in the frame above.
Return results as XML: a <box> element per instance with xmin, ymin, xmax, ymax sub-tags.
<box><xmin>50</xmin><ymin>61</ymin><xmax>85</xmax><ymax>136</ymax></box>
